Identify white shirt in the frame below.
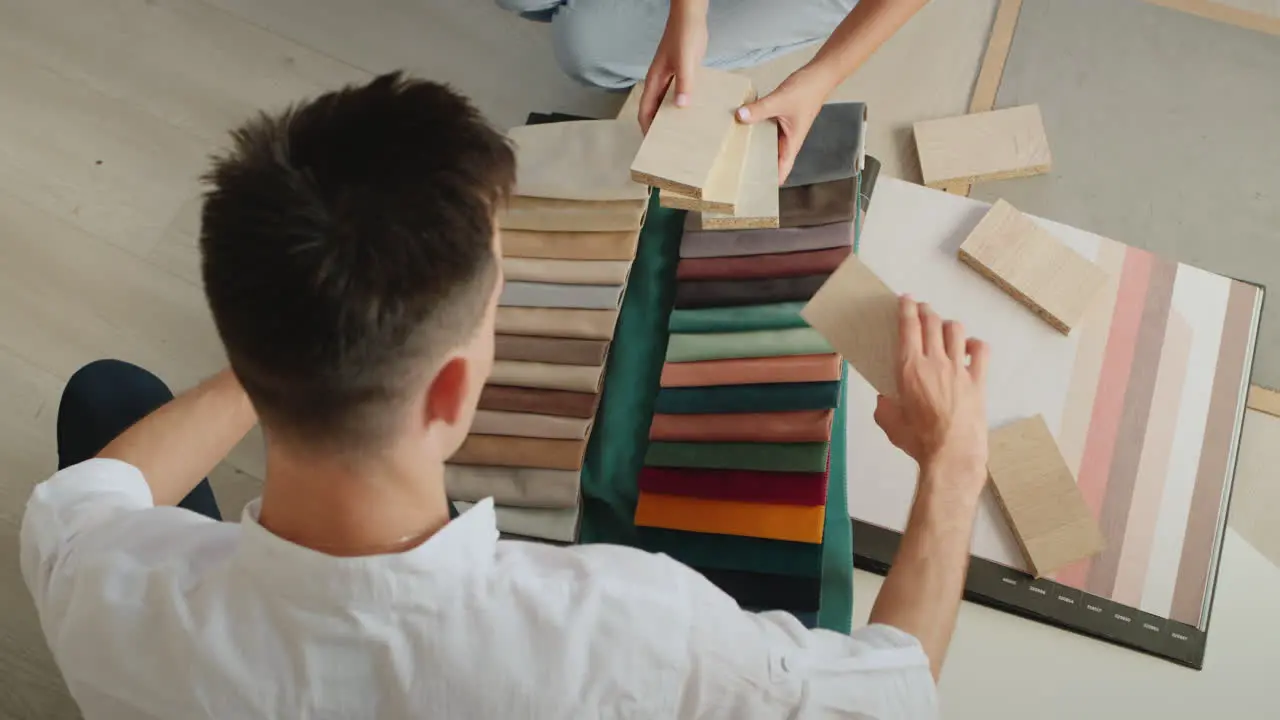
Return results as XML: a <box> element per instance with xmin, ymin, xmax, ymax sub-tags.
<box><xmin>20</xmin><ymin>459</ymin><xmax>938</xmax><ymax>719</ymax></box>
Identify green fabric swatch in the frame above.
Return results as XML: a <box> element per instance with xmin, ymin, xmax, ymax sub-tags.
<box><xmin>665</xmin><ymin>327</ymin><xmax>833</xmax><ymax>362</ymax></box>
<box><xmin>645</xmin><ymin>441</ymin><xmax>830</xmax><ymax>473</ymax></box>
<box><xmin>654</xmin><ymin>381</ymin><xmax>840</xmax><ymax>415</ymax></box>
<box><xmin>577</xmin><ymin>189</ymin><xmax>855</xmax><ymax>634</ymax></box>
<box><xmin>667</xmin><ymin>302</ymin><xmax>810</xmax><ymax>334</ymax></box>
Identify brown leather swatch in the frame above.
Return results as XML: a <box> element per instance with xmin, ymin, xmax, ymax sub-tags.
<box><xmin>501</xmin><ymin>229</ymin><xmax>641</xmax><ymax>261</ymax></box>
<box><xmin>649</xmin><ymin>409</ymin><xmax>834</xmax><ymax>443</ymax></box>
<box><xmin>660</xmin><ymin>353</ymin><xmax>842</xmax><ymax>388</ymax></box>
<box><xmin>495</xmin><ymin>335</ymin><xmax>609</xmax><ymax>366</ymax></box>
<box><xmin>451</xmin><ymin>434</ymin><xmax>587</xmax><ymax>471</ymax></box>
<box><xmin>478</xmin><ymin>385</ymin><xmax>599</xmax><ymax>418</ymax></box>
<box><xmin>676</xmin><ymin>246</ymin><xmax>851</xmax><ymax>281</ymax></box>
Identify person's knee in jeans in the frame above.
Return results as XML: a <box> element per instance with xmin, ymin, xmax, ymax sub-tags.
<box><xmin>58</xmin><ymin>359</ymin><xmax>173</xmax><ymax>470</ymax></box>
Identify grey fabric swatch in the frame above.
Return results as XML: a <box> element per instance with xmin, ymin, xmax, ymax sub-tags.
<box><xmin>782</xmin><ymin>102</ymin><xmax>866</xmax><ymax>188</ymax></box>
<box><xmin>500</xmin><ymin>280</ymin><xmax>624</xmax><ymax>309</ymax></box>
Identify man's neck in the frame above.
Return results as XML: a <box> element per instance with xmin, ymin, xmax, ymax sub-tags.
<box><xmin>256</xmin><ymin>440</ymin><xmax>452</xmax><ymax>557</ymax></box>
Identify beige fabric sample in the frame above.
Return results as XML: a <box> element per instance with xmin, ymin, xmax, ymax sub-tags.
<box><xmin>499</xmin><ymin>196</ymin><xmax>647</xmax><ymax>232</ymax></box>
<box><xmin>470</xmin><ymin>410</ymin><xmax>593</xmax><ymax>440</ymax></box>
<box><xmin>445</xmin><ymin>465</ymin><xmax>581</xmax><ymax>509</ymax></box>
<box><xmin>509</xmin><ymin>120</ymin><xmax>649</xmax><ymax>201</ymax></box>
<box><xmin>494</xmin><ymin>335</ymin><xmax>610</xmax><ymax>366</ymax></box>
<box><xmin>496</xmin><ymin>307</ymin><xmax>619</xmax><ymax>340</ymax></box>
<box><xmin>501</xmin><ymin>229</ymin><xmax>641</xmax><ymax>261</ymax></box>
<box><xmin>502</xmin><ymin>257</ymin><xmax>631</xmax><ymax>285</ymax></box>
<box><xmin>489</xmin><ymin>359</ymin><xmax>604</xmax><ymax>393</ymax></box>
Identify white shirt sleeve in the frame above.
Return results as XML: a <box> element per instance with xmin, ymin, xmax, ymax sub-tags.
<box><xmin>19</xmin><ymin>459</ymin><xmax>224</xmax><ymax>633</ymax></box>
<box><xmin>676</xmin><ymin>563</ymin><xmax>939</xmax><ymax>720</ymax></box>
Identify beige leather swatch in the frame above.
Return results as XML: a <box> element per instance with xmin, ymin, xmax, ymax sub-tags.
<box><xmin>451</xmin><ymin>434</ymin><xmax>587</xmax><ymax>471</ymax></box>
<box><xmin>509</xmin><ymin>120</ymin><xmax>649</xmax><ymax>201</ymax></box>
<box><xmin>489</xmin><ymin>359</ymin><xmax>604</xmax><ymax>393</ymax></box>
<box><xmin>446</xmin><ymin>465</ymin><xmax>581</xmax><ymax>508</ymax></box>
<box><xmin>470</xmin><ymin>410</ymin><xmax>592</xmax><ymax>440</ymax></box>
<box><xmin>499</xmin><ymin>196</ymin><xmax>647</xmax><ymax>232</ymax></box>
<box><xmin>502</xmin><ymin>257</ymin><xmax>631</xmax><ymax>285</ymax></box>
<box><xmin>501</xmin><ymin>229</ymin><xmax>641</xmax><ymax>261</ymax></box>
<box><xmin>496</xmin><ymin>307</ymin><xmax>619</xmax><ymax>340</ymax></box>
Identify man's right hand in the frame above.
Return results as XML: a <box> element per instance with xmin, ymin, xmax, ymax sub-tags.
<box><xmin>637</xmin><ymin>0</ymin><xmax>708</xmax><ymax>134</ymax></box>
<box><xmin>874</xmin><ymin>296</ymin><xmax>989</xmax><ymax>494</ymax></box>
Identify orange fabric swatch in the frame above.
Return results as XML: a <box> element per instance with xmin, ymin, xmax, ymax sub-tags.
<box><xmin>660</xmin><ymin>353</ymin><xmax>841</xmax><ymax>388</ymax></box>
<box><xmin>634</xmin><ymin>492</ymin><xmax>825</xmax><ymax>543</ymax></box>
<box><xmin>649</xmin><ymin>409</ymin><xmax>834</xmax><ymax>443</ymax></box>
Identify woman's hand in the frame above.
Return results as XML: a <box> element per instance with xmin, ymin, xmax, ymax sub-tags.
<box><xmin>637</xmin><ymin>3</ymin><xmax>708</xmax><ymax>133</ymax></box>
<box><xmin>734</xmin><ymin>66</ymin><xmax>834</xmax><ymax>184</ymax></box>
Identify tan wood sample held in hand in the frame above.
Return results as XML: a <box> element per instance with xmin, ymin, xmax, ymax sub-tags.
<box><xmin>958</xmin><ymin>199</ymin><xmax>1108</xmax><ymax>334</ymax></box>
<box><xmin>698</xmin><ymin>119</ymin><xmax>781</xmax><ymax>231</ymax></box>
<box><xmin>987</xmin><ymin>415</ymin><xmax>1104</xmax><ymax>577</ymax></box>
<box><xmin>800</xmin><ymin>254</ymin><xmax>900</xmax><ymax>397</ymax></box>
<box><xmin>914</xmin><ymin>104</ymin><xmax>1051</xmax><ymax>189</ymax></box>
<box><xmin>630</xmin><ymin>67</ymin><xmax>755</xmax><ymax>198</ymax></box>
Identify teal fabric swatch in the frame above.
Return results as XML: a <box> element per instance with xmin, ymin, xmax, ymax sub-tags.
<box><xmin>665</xmin><ymin>327</ymin><xmax>832</xmax><ymax>362</ymax></box>
<box><xmin>637</xmin><ymin>527</ymin><xmax>823</xmax><ymax>578</ymax></box>
<box><xmin>645</xmin><ymin>441</ymin><xmax>830</xmax><ymax>472</ymax></box>
<box><xmin>654</xmin><ymin>381</ymin><xmax>840</xmax><ymax>414</ymax></box>
<box><xmin>667</xmin><ymin>302</ymin><xmax>810</xmax><ymax>334</ymax></box>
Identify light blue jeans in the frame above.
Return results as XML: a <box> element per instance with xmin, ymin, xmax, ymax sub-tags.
<box><xmin>496</xmin><ymin>0</ymin><xmax>859</xmax><ymax>89</ymax></box>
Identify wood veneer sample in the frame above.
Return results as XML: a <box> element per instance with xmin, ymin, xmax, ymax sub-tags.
<box><xmin>698</xmin><ymin>120</ymin><xmax>781</xmax><ymax>230</ymax></box>
<box><xmin>913</xmin><ymin>105</ymin><xmax>1051</xmax><ymax>188</ymax></box>
<box><xmin>629</xmin><ymin>67</ymin><xmax>755</xmax><ymax>198</ymax></box>
<box><xmin>800</xmin><ymin>254</ymin><xmax>900</xmax><ymax>397</ymax></box>
<box><xmin>958</xmin><ymin>199</ymin><xmax>1108</xmax><ymax>334</ymax></box>
<box><xmin>987</xmin><ymin>415</ymin><xmax>1104</xmax><ymax>577</ymax></box>
<box><xmin>508</xmin><ymin>119</ymin><xmax>649</xmax><ymax>201</ymax></box>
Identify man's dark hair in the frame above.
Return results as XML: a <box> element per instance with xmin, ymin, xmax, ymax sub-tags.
<box><xmin>200</xmin><ymin>72</ymin><xmax>514</xmax><ymax>449</ymax></box>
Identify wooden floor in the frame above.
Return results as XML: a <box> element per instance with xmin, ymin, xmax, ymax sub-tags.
<box><xmin>0</xmin><ymin>0</ymin><xmax>1275</xmax><ymax>716</ymax></box>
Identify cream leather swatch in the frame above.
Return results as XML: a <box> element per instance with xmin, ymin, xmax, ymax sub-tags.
<box><xmin>502</xmin><ymin>257</ymin><xmax>631</xmax><ymax>285</ymax></box>
<box><xmin>490</xmin><ymin>359</ymin><xmax>604</xmax><ymax>393</ymax></box>
<box><xmin>496</xmin><ymin>307</ymin><xmax>619</xmax><ymax>340</ymax></box>
<box><xmin>509</xmin><ymin>120</ymin><xmax>649</xmax><ymax>201</ymax></box>
<box><xmin>445</xmin><ymin>465</ymin><xmax>581</xmax><ymax>508</ymax></box>
<box><xmin>470</xmin><ymin>410</ymin><xmax>593</xmax><ymax>440</ymax></box>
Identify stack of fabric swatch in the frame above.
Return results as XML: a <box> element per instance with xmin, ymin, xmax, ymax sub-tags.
<box><xmin>446</xmin><ymin>117</ymin><xmax>650</xmax><ymax>543</ymax></box>
<box><xmin>635</xmin><ymin>104</ymin><xmax>876</xmax><ymax>625</ymax></box>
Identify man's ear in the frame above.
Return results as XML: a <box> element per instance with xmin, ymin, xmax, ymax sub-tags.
<box><xmin>424</xmin><ymin>356</ymin><xmax>469</xmax><ymax>428</ymax></box>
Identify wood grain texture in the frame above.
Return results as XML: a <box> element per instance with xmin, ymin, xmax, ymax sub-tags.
<box><xmin>988</xmin><ymin>415</ymin><xmax>1105</xmax><ymax>577</ymax></box>
<box><xmin>698</xmin><ymin>120</ymin><xmax>782</xmax><ymax>231</ymax></box>
<box><xmin>914</xmin><ymin>104</ymin><xmax>1051</xmax><ymax>188</ymax></box>
<box><xmin>629</xmin><ymin>67</ymin><xmax>755</xmax><ymax>197</ymax></box>
<box><xmin>508</xmin><ymin>119</ymin><xmax>649</xmax><ymax>201</ymax></box>
<box><xmin>1248</xmin><ymin>385</ymin><xmax>1280</xmax><ymax>417</ymax></box>
<box><xmin>958</xmin><ymin>199</ymin><xmax>1109</xmax><ymax>334</ymax></box>
<box><xmin>955</xmin><ymin>0</ymin><xmax>1024</xmax><ymax>196</ymax></box>
<box><xmin>800</xmin><ymin>254</ymin><xmax>900</xmax><ymax>397</ymax></box>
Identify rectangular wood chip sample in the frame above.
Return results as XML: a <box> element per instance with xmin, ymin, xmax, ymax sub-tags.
<box><xmin>913</xmin><ymin>104</ymin><xmax>1051</xmax><ymax>188</ymax></box>
<box><xmin>508</xmin><ymin>119</ymin><xmax>649</xmax><ymax>201</ymax></box>
<box><xmin>800</xmin><ymin>254</ymin><xmax>900</xmax><ymax>397</ymax></box>
<box><xmin>698</xmin><ymin>120</ymin><xmax>781</xmax><ymax>231</ymax></box>
<box><xmin>987</xmin><ymin>415</ymin><xmax>1104</xmax><ymax>577</ymax></box>
<box><xmin>630</xmin><ymin>67</ymin><xmax>755</xmax><ymax>198</ymax></box>
<box><xmin>958</xmin><ymin>199</ymin><xmax>1108</xmax><ymax>334</ymax></box>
